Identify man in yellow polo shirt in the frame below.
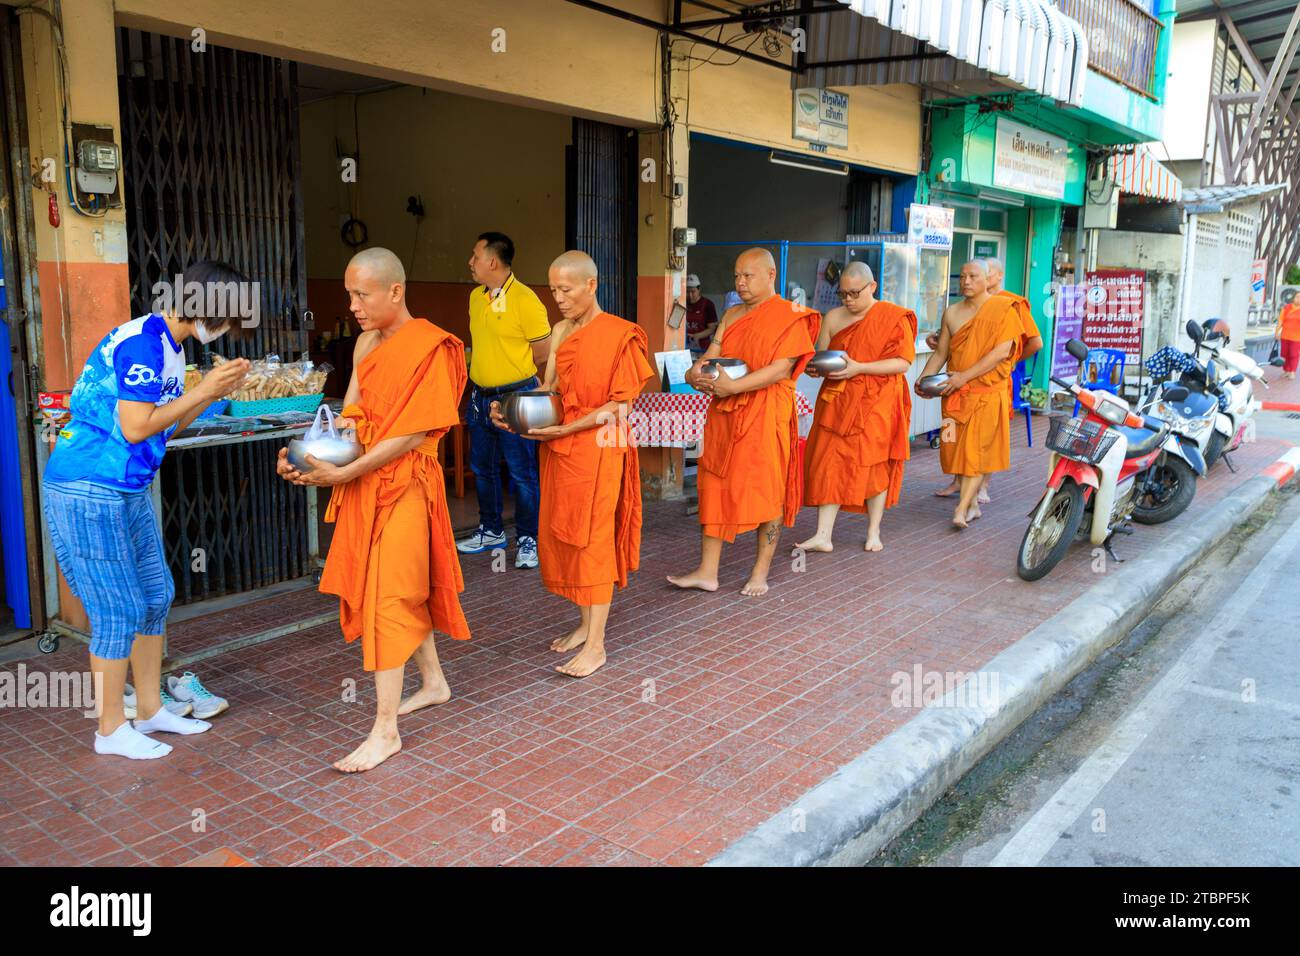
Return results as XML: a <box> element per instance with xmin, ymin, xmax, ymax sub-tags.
<box><xmin>458</xmin><ymin>232</ymin><xmax>552</xmax><ymax>568</ymax></box>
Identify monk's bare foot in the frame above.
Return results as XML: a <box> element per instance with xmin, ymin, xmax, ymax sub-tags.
<box><xmin>977</xmin><ymin>490</ymin><xmax>991</xmax><ymax>505</ymax></box>
<box><xmin>557</xmin><ymin>645</ymin><xmax>606</xmax><ymax>678</ymax></box>
<box><xmin>794</xmin><ymin>534</ymin><xmax>833</xmax><ymax>553</ymax></box>
<box><xmin>550</xmin><ymin>625</ymin><xmax>588</xmax><ymax>652</ymax></box>
<box><xmin>740</xmin><ymin>575</ymin><xmax>770</xmax><ymax>597</ymax></box>
<box><xmin>332</xmin><ymin>731</ymin><xmax>401</xmax><ymax>773</ymax></box>
<box><xmin>966</xmin><ymin>505</ymin><xmax>982</xmax><ymax>522</ymax></box>
<box><xmin>934</xmin><ymin>481</ymin><xmax>961</xmax><ymax>498</ymax></box>
<box><xmin>952</xmin><ymin>509</ymin><xmax>969</xmax><ymax>530</ymax></box>
<box><xmin>667</xmin><ymin>572</ymin><xmax>718</xmax><ymax>591</ymax></box>
<box><xmin>864</xmin><ymin>534</ymin><xmax>883</xmax><ymax>552</ymax></box>
<box><xmin>397</xmin><ymin>674</ymin><xmax>452</xmax><ymax>715</ymax></box>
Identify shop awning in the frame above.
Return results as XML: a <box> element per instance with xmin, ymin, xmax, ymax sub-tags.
<box><xmin>566</xmin><ymin>1</ymin><xmax>1088</xmax><ymax>106</ymax></box>
<box><xmin>1108</xmin><ymin>146</ymin><xmax>1182</xmax><ymax>202</ymax></box>
<box><xmin>801</xmin><ymin>0</ymin><xmax>1089</xmax><ymax>106</ymax></box>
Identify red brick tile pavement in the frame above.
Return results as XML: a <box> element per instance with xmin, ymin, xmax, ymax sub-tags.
<box><xmin>2</xmin><ymin>410</ymin><xmax>1293</xmax><ymax>866</ymax></box>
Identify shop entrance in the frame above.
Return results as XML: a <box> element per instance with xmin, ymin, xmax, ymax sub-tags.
<box><xmin>105</xmin><ymin>29</ymin><xmax>640</xmax><ymax>623</ymax></box>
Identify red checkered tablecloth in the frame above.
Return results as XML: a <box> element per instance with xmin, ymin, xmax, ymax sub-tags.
<box><xmin>630</xmin><ymin>390</ymin><xmax>814</xmax><ymax>446</ymax></box>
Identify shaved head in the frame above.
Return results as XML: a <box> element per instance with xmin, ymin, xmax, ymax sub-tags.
<box><xmin>549</xmin><ymin>249</ymin><xmax>598</xmax><ymax>282</ymax></box>
<box><xmin>983</xmin><ymin>256</ymin><xmax>1004</xmax><ymax>293</ymax></box>
<box><xmin>548</xmin><ymin>249</ymin><xmax>600</xmax><ymax>321</ymax></box>
<box><xmin>838</xmin><ymin>260</ymin><xmax>878</xmax><ymax>314</ymax></box>
<box><xmin>739</xmin><ymin>247</ymin><xmax>776</xmax><ymax>271</ymax></box>
<box><xmin>958</xmin><ymin>259</ymin><xmax>991</xmax><ymax>300</ymax></box>
<box><xmin>349</xmin><ymin>247</ymin><xmax>406</xmax><ymax>287</ymax></box>
<box><xmin>734</xmin><ymin>247</ymin><xmax>777</xmax><ymax>305</ymax></box>
<box><xmin>842</xmin><ymin>261</ymin><xmax>875</xmax><ymax>284</ymax></box>
<box><xmin>345</xmin><ymin>247</ymin><xmax>408</xmax><ymax>333</ymax></box>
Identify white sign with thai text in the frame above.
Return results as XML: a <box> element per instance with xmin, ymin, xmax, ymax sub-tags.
<box><xmin>992</xmin><ymin>117</ymin><xmax>1067</xmax><ymax>200</ymax></box>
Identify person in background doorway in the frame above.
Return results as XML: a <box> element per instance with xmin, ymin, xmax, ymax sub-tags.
<box><xmin>1275</xmin><ymin>296</ymin><xmax>1300</xmax><ymax>379</ymax></box>
<box><xmin>458</xmin><ymin>232</ymin><xmax>551</xmax><ymax>569</ymax></box>
<box><xmin>684</xmin><ymin>274</ymin><xmax>718</xmax><ymax>352</ymax></box>
<box><xmin>42</xmin><ymin>260</ymin><xmax>251</xmax><ymax>759</ymax></box>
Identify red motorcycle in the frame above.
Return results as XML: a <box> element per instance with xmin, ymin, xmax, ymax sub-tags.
<box><xmin>1017</xmin><ymin>339</ymin><xmax>1175</xmax><ymax>581</ymax></box>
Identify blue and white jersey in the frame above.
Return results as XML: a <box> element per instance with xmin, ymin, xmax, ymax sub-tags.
<box><xmin>45</xmin><ymin>314</ymin><xmax>186</xmax><ymax>491</ymax></box>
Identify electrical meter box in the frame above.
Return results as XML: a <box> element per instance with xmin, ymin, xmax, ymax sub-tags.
<box><xmin>76</xmin><ymin>139</ymin><xmax>120</xmax><ymax>194</ymax></box>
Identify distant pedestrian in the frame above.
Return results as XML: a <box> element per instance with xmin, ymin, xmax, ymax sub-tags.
<box><xmin>1275</xmin><ymin>297</ymin><xmax>1300</xmax><ymax>379</ymax></box>
<box><xmin>684</xmin><ymin>274</ymin><xmax>718</xmax><ymax>352</ymax></box>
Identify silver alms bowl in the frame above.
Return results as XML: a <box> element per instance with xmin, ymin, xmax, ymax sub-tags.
<box><xmin>702</xmin><ymin>358</ymin><xmax>750</xmax><ymax>380</ymax></box>
<box><xmin>806</xmin><ymin>350</ymin><xmax>849</xmax><ymax>376</ymax></box>
<box><xmin>501</xmin><ymin>390</ymin><xmax>563</xmax><ymax>433</ymax></box>
<box><xmin>916</xmin><ymin>373</ymin><xmax>951</xmax><ymax>397</ymax></box>
<box><xmin>287</xmin><ymin>433</ymin><xmax>362</xmax><ymax>471</ymax></box>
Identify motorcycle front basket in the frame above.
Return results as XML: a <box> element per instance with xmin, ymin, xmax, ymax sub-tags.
<box><xmin>1046</xmin><ymin>416</ymin><xmax>1118</xmax><ymax>465</ymax></box>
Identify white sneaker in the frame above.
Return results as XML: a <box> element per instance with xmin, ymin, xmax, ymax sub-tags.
<box><xmin>515</xmin><ymin>535</ymin><xmax>539</xmax><ymax>569</ymax></box>
<box><xmin>123</xmin><ymin>682</ymin><xmax>192</xmax><ymax>720</ymax></box>
<box><xmin>94</xmin><ymin>722</ymin><xmax>172</xmax><ymax>760</ymax></box>
<box><xmin>457</xmin><ymin>525</ymin><xmax>508</xmax><ymax>554</ymax></box>
<box><xmin>165</xmin><ymin>671</ymin><xmax>229</xmax><ymax>719</ymax></box>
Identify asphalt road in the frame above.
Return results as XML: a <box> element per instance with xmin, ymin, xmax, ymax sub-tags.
<box><xmin>876</xmin><ymin>408</ymin><xmax>1300</xmax><ymax>867</ymax></box>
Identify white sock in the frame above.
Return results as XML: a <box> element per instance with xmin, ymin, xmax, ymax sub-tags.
<box><xmin>94</xmin><ymin>722</ymin><xmax>173</xmax><ymax>760</ymax></box>
<box><xmin>134</xmin><ymin>705</ymin><xmax>211</xmax><ymax>736</ymax></box>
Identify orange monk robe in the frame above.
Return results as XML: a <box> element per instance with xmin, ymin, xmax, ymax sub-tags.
<box><xmin>539</xmin><ymin>313</ymin><xmax>656</xmax><ymax>606</ymax></box>
<box><xmin>698</xmin><ymin>296</ymin><xmax>819</xmax><ymax>542</ymax></box>
<box><xmin>996</xmin><ymin>288</ymin><xmax>1041</xmax><ymax>356</ymax></box>
<box><xmin>804</xmin><ymin>301</ymin><xmax>917</xmax><ymax>510</ymax></box>
<box><xmin>938</xmin><ymin>296</ymin><xmax>1026</xmax><ymax>477</ymax></box>
<box><xmin>320</xmin><ymin>319</ymin><xmax>470</xmax><ymax>671</ymax></box>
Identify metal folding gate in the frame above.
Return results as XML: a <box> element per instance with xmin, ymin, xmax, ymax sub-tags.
<box><xmin>115</xmin><ymin>29</ymin><xmax>312</xmax><ymax>604</ymax></box>
<box><xmin>566</xmin><ymin>118</ymin><xmax>638</xmax><ymax>322</ymax></box>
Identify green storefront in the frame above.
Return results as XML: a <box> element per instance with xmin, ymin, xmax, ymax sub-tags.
<box><xmin>924</xmin><ymin>104</ymin><xmax>1088</xmax><ymax>391</ymax></box>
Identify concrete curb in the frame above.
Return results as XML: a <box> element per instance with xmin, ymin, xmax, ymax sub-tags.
<box><xmin>709</xmin><ymin>451</ymin><xmax>1300</xmax><ymax>867</ymax></box>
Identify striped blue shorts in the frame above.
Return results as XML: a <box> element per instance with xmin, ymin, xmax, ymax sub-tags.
<box><xmin>42</xmin><ymin>478</ymin><xmax>174</xmax><ymax>659</ymax></box>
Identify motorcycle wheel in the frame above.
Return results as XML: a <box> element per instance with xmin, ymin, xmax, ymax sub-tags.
<box><xmin>1131</xmin><ymin>456</ymin><xmax>1197</xmax><ymax>525</ymax></box>
<box><xmin>1205</xmin><ymin>430</ymin><xmax>1226</xmax><ymax>468</ymax></box>
<box><xmin>1017</xmin><ymin>479</ymin><xmax>1086</xmax><ymax>581</ymax></box>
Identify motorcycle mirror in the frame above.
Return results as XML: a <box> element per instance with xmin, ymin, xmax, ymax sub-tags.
<box><xmin>1164</xmin><ymin>385</ymin><xmax>1190</xmax><ymax>402</ymax></box>
<box><xmin>1186</xmin><ymin>319</ymin><xmax>1204</xmax><ymax>343</ymax></box>
<box><xmin>1229</xmin><ymin>373</ymin><xmax>1245</xmax><ymax>385</ymax></box>
<box><xmin>1066</xmin><ymin>339</ymin><xmax>1089</xmax><ymax>362</ymax></box>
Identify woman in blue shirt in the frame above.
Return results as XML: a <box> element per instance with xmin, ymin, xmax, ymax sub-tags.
<box><xmin>43</xmin><ymin>260</ymin><xmax>251</xmax><ymax>760</ymax></box>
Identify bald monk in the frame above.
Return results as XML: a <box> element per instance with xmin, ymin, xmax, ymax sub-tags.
<box><xmin>797</xmin><ymin>262</ymin><xmax>916</xmax><ymax>554</ymax></box>
<box><xmin>668</xmin><ymin>248</ymin><xmax>818</xmax><ymax>596</ymax></box>
<box><xmin>276</xmin><ymin>247</ymin><xmax>469</xmax><ymax>772</ymax></box>
<box><xmin>930</xmin><ymin>256</ymin><xmax>1042</xmax><ymax>501</ymax></box>
<box><xmin>916</xmin><ymin>259</ymin><xmax>1026</xmax><ymax>528</ymax></box>
<box><xmin>490</xmin><ymin>251</ymin><xmax>655</xmax><ymax>678</ymax></box>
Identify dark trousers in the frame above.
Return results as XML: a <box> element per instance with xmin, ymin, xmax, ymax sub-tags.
<box><xmin>466</xmin><ymin>378</ymin><xmax>540</xmax><ymax>540</ymax></box>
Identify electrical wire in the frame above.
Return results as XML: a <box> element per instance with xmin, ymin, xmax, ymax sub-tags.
<box><xmin>16</xmin><ymin>1</ymin><xmax>107</xmax><ymax>218</ymax></box>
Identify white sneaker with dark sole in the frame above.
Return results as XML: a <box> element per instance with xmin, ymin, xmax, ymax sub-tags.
<box><xmin>515</xmin><ymin>535</ymin><xmax>539</xmax><ymax>569</ymax></box>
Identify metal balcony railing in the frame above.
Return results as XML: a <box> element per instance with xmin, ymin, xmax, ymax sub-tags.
<box><xmin>1056</xmin><ymin>0</ymin><xmax>1164</xmax><ymax>100</ymax></box>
